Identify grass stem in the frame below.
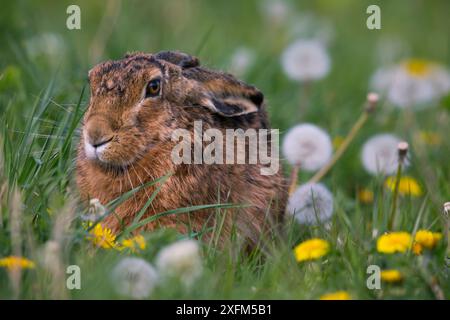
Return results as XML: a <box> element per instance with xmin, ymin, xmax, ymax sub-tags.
<box><xmin>308</xmin><ymin>93</ymin><xmax>377</xmax><ymax>184</ymax></box>
<box><xmin>309</xmin><ymin>112</ymin><xmax>368</xmax><ymax>184</ymax></box>
<box><xmin>288</xmin><ymin>165</ymin><xmax>300</xmax><ymax>195</ymax></box>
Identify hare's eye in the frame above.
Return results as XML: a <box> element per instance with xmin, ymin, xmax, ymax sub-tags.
<box><xmin>145</xmin><ymin>78</ymin><xmax>161</xmax><ymax>98</ymax></box>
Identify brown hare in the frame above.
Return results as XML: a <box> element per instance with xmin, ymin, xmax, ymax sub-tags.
<box><xmin>76</xmin><ymin>51</ymin><xmax>287</xmax><ymax>246</ymax></box>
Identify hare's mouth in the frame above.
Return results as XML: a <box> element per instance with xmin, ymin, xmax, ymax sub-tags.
<box><xmin>84</xmin><ymin>137</ymin><xmax>157</xmax><ymax>173</ymax></box>
<box><xmin>84</xmin><ymin>139</ymin><xmax>137</xmax><ymax>167</ymax></box>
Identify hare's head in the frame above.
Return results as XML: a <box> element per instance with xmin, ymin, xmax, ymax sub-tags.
<box><xmin>82</xmin><ymin>51</ymin><xmax>265</xmax><ymax>169</ymax></box>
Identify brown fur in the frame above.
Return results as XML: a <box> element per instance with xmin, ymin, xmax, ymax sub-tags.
<box><xmin>76</xmin><ymin>51</ymin><xmax>287</xmax><ymax>246</ymax></box>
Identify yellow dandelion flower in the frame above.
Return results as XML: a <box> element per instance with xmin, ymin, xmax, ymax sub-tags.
<box><xmin>403</xmin><ymin>59</ymin><xmax>432</xmax><ymax>77</ymax></box>
<box><xmin>358</xmin><ymin>188</ymin><xmax>374</xmax><ymax>204</ymax></box>
<box><xmin>414</xmin><ymin>230</ymin><xmax>442</xmax><ymax>249</ymax></box>
<box><xmin>294</xmin><ymin>238</ymin><xmax>330</xmax><ymax>262</ymax></box>
<box><xmin>380</xmin><ymin>269</ymin><xmax>403</xmax><ymax>283</ymax></box>
<box><xmin>412</xmin><ymin>242</ymin><xmax>423</xmax><ymax>255</ymax></box>
<box><xmin>319</xmin><ymin>291</ymin><xmax>351</xmax><ymax>300</ymax></box>
<box><xmin>121</xmin><ymin>234</ymin><xmax>147</xmax><ymax>252</ymax></box>
<box><xmin>376</xmin><ymin>232</ymin><xmax>412</xmax><ymax>254</ymax></box>
<box><xmin>416</xmin><ymin>131</ymin><xmax>442</xmax><ymax>146</ymax></box>
<box><xmin>0</xmin><ymin>256</ymin><xmax>35</xmax><ymax>270</ymax></box>
<box><xmin>88</xmin><ymin>223</ymin><xmax>118</xmax><ymax>249</ymax></box>
<box><xmin>385</xmin><ymin>176</ymin><xmax>422</xmax><ymax>197</ymax></box>
<box><xmin>332</xmin><ymin>136</ymin><xmax>345</xmax><ymax>150</ymax></box>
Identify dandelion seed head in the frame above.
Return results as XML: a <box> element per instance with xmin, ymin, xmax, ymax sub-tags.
<box><xmin>288</xmin><ymin>12</ymin><xmax>335</xmax><ymax>45</ymax></box>
<box><xmin>370</xmin><ymin>59</ymin><xmax>450</xmax><ymax>108</ymax></box>
<box><xmin>229</xmin><ymin>47</ymin><xmax>255</xmax><ymax>77</ymax></box>
<box><xmin>361</xmin><ymin>134</ymin><xmax>409</xmax><ymax>175</ymax></box>
<box><xmin>282</xmin><ymin>124</ymin><xmax>332</xmax><ymax>171</ymax></box>
<box><xmin>281</xmin><ymin>39</ymin><xmax>331</xmax><ymax>81</ymax></box>
<box><xmin>155</xmin><ymin>239</ymin><xmax>202</xmax><ymax>286</ymax></box>
<box><xmin>111</xmin><ymin>257</ymin><xmax>158</xmax><ymax>299</ymax></box>
<box><xmin>24</xmin><ymin>33</ymin><xmax>66</xmax><ymax>61</ymax></box>
<box><xmin>82</xmin><ymin>198</ymin><xmax>106</xmax><ymax>222</ymax></box>
<box><xmin>287</xmin><ymin>183</ymin><xmax>334</xmax><ymax>225</ymax></box>
<box><xmin>444</xmin><ymin>202</ymin><xmax>450</xmax><ymax>216</ymax></box>
<box><xmin>260</xmin><ymin>0</ymin><xmax>290</xmax><ymax>25</ymax></box>
<box><xmin>375</xmin><ymin>36</ymin><xmax>410</xmax><ymax>66</ymax></box>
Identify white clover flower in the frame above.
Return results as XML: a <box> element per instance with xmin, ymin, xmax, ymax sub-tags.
<box><xmin>229</xmin><ymin>47</ymin><xmax>255</xmax><ymax>77</ymax></box>
<box><xmin>371</xmin><ymin>59</ymin><xmax>450</xmax><ymax>108</ymax></box>
<box><xmin>287</xmin><ymin>183</ymin><xmax>334</xmax><ymax>225</ymax></box>
<box><xmin>282</xmin><ymin>124</ymin><xmax>332</xmax><ymax>171</ymax></box>
<box><xmin>111</xmin><ymin>257</ymin><xmax>158</xmax><ymax>299</ymax></box>
<box><xmin>281</xmin><ymin>39</ymin><xmax>331</xmax><ymax>81</ymax></box>
<box><xmin>260</xmin><ymin>0</ymin><xmax>290</xmax><ymax>26</ymax></box>
<box><xmin>155</xmin><ymin>239</ymin><xmax>202</xmax><ymax>287</ymax></box>
<box><xmin>361</xmin><ymin>134</ymin><xmax>409</xmax><ymax>175</ymax></box>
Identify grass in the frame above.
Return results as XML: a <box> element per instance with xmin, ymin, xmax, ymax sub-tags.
<box><xmin>0</xmin><ymin>0</ymin><xmax>449</xmax><ymax>299</ymax></box>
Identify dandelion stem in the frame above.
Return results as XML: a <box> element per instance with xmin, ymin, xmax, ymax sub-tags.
<box><xmin>308</xmin><ymin>112</ymin><xmax>368</xmax><ymax>184</ymax></box>
<box><xmin>308</xmin><ymin>93</ymin><xmax>378</xmax><ymax>184</ymax></box>
<box><xmin>388</xmin><ymin>142</ymin><xmax>408</xmax><ymax>230</ymax></box>
<box><xmin>417</xmin><ymin>255</ymin><xmax>445</xmax><ymax>300</ymax></box>
<box><xmin>388</xmin><ymin>162</ymin><xmax>403</xmax><ymax>230</ymax></box>
<box><xmin>443</xmin><ymin>202</ymin><xmax>450</xmax><ymax>268</ymax></box>
<box><xmin>300</xmin><ymin>81</ymin><xmax>311</xmax><ymax>115</ymax></box>
<box><xmin>288</xmin><ymin>165</ymin><xmax>300</xmax><ymax>195</ymax></box>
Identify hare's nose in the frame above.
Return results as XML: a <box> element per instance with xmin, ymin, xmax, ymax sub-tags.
<box><xmin>85</xmin><ymin>118</ymin><xmax>114</xmax><ymax>149</ymax></box>
<box><xmin>90</xmin><ymin>136</ymin><xmax>113</xmax><ymax>148</ymax></box>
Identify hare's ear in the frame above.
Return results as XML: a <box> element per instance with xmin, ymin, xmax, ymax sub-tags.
<box><xmin>199</xmin><ymin>83</ymin><xmax>264</xmax><ymax>117</ymax></box>
<box><xmin>154</xmin><ymin>51</ymin><xmax>200</xmax><ymax>69</ymax></box>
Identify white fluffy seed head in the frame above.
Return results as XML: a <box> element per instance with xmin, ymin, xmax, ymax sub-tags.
<box><xmin>444</xmin><ymin>202</ymin><xmax>450</xmax><ymax>217</ymax></box>
<box><xmin>370</xmin><ymin>61</ymin><xmax>450</xmax><ymax>108</ymax></box>
<box><xmin>361</xmin><ymin>134</ymin><xmax>409</xmax><ymax>175</ymax></box>
<box><xmin>111</xmin><ymin>257</ymin><xmax>158</xmax><ymax>299</ymax></box>
<box><xmin>82</xmin><ymin>198</ymin><xmax>106</xmax><ymax>222</ymax></box>
<box><xmin>287</xmin><ymin>183</ymin><xmax>334</xmax><ymax>225</ymax></box>
<box><xmin>444</xmin><ymin>202</ymin><xmax>450</xmax><ymax>215</ymax></box>
<box><xmin>155</xmin><ymin>239</ymin><xmax>202</xmax><ymax>287</ymax></box>
<box><xmin>229</xmin><ymin>47</ymin><xmax>255</xmax><ymax>77</ymax></box>
<box><xmin>282</xmin><ymin>124</ymin><xmax>332</xmax><ymax>171</ymax></box>
<box><xmin>260</xmin><ymin>0</ymin><xmax>290</xmax><ymax>25</ymax></box>
<box><xmin>281</xmin><ymin>39</ymin><xmax>331</xmax><ymax>81</ymax></box>
<box><xmin>24</xmin><ymin>33</ymin><xmax>66</xmax><ymax>60</ymax></box>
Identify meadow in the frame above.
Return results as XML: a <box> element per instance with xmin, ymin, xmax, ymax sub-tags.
<box><xmin>0</xmin><ymin>0</ymin><xmax>449</xmax><ymax>299</ymax></box>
